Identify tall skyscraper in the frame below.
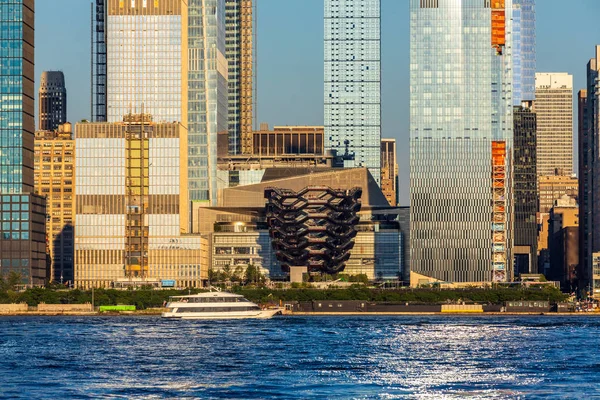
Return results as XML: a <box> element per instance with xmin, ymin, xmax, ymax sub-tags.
<box><xmin>225</xmin><ymin>0</ymin><xmax>253</xmax><ymax>155</ymax></box>
<box><xmin>534</xmin><ymin>73</ymin><xmax>573</xmax><ymax>176</ymax></box>
<box><xmin>512</xmin><ymin>0</ymin><xmax>535</xmax><ymax>104</ymax></box>
<box><xmin>513</xmin><ymin>101</ymin><xmax>537</xmax><ymax>275</ymax></box>
<box><xmin>410</xmin><ymin>0</ymin><xmax>513</xmax><ymax>283</ymax></box>
<box><xmin>93</xmin><ymin>0</ymin><xmax>227</xmax><ymax>206</ymax></box>
<box><xmin>39</xmin><ymin>71</ymin><xmax>67</xmax><ymax>131</ymax></box>
<box><xmin>578</xmin><ymin>88</ymin><xmax>591</xmax><ymax>290</ymax></box>
<box><xmin>324</xmin><ymin>0</ymin><xmax>381</xmax><ymax>183</ymax></box>
<box><xmin>102</xmin><ymin>0</ymin><xmax>186</xmax><ymax>123</ymax></box>
<box><xmin>188</xmin><ymin>0</ymin><xmax>228</xmax><ymax>205</ymax></box>
<box><xmin>581</xmin><ymin>46</ymin><xmax>600</xmax><ymax>294</ymax></box>
<box><xmin>0</xmin><ymin>0</ymin><xmax>47</xmax><ymax>285</ymax></box>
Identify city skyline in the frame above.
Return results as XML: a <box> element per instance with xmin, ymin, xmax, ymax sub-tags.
<box><xmin>35</xmin><ymin>0</ymin><xmax>600</xmax><ymax>205</ymax></box>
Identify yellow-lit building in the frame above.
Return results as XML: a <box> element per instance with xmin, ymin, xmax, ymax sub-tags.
<box><xmin>74</xmin><ymin>115</ymin><xmax>207</xmax><ymax>289</ymax></box>
<box><xmin>34</xmin><ymin>123</ymin><xmax>75</xmax><ymax>284</ymax></box>
<box><xmin>538</xmin><ymin>174</ymin><xmax>578</xmax><ymax>213</ymax></box>
<box><xmin>381</xmin><ymin>138</ymin><xmax>398</xmax><ymax>206</ymax></box>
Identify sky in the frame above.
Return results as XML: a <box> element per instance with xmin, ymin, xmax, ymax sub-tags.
<box><xmin>35</xmin><ymin>0</ymin><xmax>600</xmax><ymax>205</ymax></box>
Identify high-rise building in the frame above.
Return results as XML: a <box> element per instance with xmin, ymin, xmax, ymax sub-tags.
<box><xmin>34</xmin><ymin>123</ymin><xmax>75</xmax><ymax>284</ymax></box>
<box><xmin>380</xmin><ymin>138</ymin><xmax>397</xmax><ymax>206</ymax></box>
<box><xmin>513</xmin><ymin>101</ymin><xmax>537</xmax><ymax>276</ymax></box>
<box><xmin>581</xmin><ymin>45</ymin><xmax>600</xmax><ymax>294</ymax></box>
<box><xmin>578</xmin><ymin>88</ymin><xmax>591</xmax><ymax>288</ymax></box>
<box><xmin>410</xmin><ymin>0</ymin><xmax>513</xmax><ymax>284</ymax></box>
<box><xmin>39</xmin><ymin>71</ymin><xmax>67</xmax><ymax>131</ymax></box>
<box><xmin>225</xmin><ymin>0</ymin><xmax>253</xmax><ymax>155</ymax></box>
<box><xmin>534</xmin><ymin>73</ymin><xmax>573</xmax><ymax>176</ymax></box>
<box><xmin>101</xmin><ymin>0</ymin><xmax>186</xmax><ymax>123</ymax></box>
<box><xmin>512</xmin><ymin>0</ymin><xmax>535</xmax><ymax>104</ymax></box>
<box><xmin>188</xmin><ymin>0</ymin><xmax>228</xmax><ymax>205</ymax></box>
<box><xmin>0</xmin><ymin>0</ymin><xmax>47</xmax><ymax>285</ymax></box>
<box><xmin>93</xmin><ymin>0</ymin><xmax>227</xmax><ymax>205</ymax></box>
<box><xmin>324</xmin><ymin>0</ymin><xmax>381</xmax><ymax>183</ymax></box>
<box><xmin>74</xmin><ymin>115</ymin><xmax>206</xmax><ymax>289</ymax></box>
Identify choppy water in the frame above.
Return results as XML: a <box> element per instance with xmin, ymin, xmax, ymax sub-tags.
<box><xmin>0</xmin><ymin>316</ymin><xmax>599</xmax><ymax>399</ymax></box>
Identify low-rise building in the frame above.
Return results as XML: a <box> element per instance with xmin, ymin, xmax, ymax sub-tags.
<box><xmin>193</xmin><ymin>168</ymin><xmax>406</xmax><ymax>281</ymax></box>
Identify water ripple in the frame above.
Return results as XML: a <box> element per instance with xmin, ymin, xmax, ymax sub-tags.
<box><xmin>0</xmin><ymin>316</ymin><xmax>599</xmax><ymax>399</ymax></box>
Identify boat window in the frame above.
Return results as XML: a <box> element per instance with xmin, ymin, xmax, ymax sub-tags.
<box><xmin>175</xmin><ymin>306</ymin><xmax>261</xmax><ymax>313</ymax></box>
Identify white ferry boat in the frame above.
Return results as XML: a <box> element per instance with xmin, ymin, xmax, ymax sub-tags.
<box><xmin>161</xmin><ymin>291</ymin><xmax>282</xmax><ymax>320</ymax></box>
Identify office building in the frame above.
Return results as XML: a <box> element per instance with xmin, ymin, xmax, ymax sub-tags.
<box><xmin>39</xmin><ymin>71</ymin><xmax>67</xmax><ymax>131</ymax></box>
<box><xmin>188</xmin><ymin>0</ymin><xmax>228</xmax><ymax>204</ymax></box>
<box><xmin>546</xmin><ymin>196</ymin><xmax>579</xmax><ymax>291</ymax></box>
<box><xmin>592</xmin><ymin>252</ymin><xmax>600</xmax><ymax>300</ymax></box>
<box><xmin>93</xmin><ymin>0</ymin><xmax>226</xmax><ymax>205</ymax></box>
<box><xmin>538</xmin><ymin>174</ymin><xmax>578</xmax><ymax>214</ymax></box>
<box><xmin>534</xmin><ymin>73</ymin><xmax>573</xmax><ymax>176</ymax></box>
<box><xmin>74</xmin><ymin>115</ymin><xmax>207</xmax><ymax>289</ymax></box>
<box><xmin>0</xmin><ymin>0</ymin><xmax>48</xmax><ymax>285</ymax></box>
<box><xmin>195</xmin><ymin>168</ymin><xmax>404</xmax><ymax>280</ymax></box>
<box><xmin>324</xmin><ymin>0</ymin><xmax>381</xmax><ymax>183</ymax></box>
<box><xmin>578</xmin><ymin>88</ymin><xmax>591</xmax><ymax>292</ymax></box>
<box><xmin>581</xmin><ymin>46</ymin><xmax>600</xmax><ymax>295</ymax></box>
<box><xmin>410</xmin><ymin>0</ymin><xmax>513</xmax><ymax>284</ymax></box>
<box><xmin>512</xmin><ymin>0</ymin><xmax>535</xmax><ymax>104</ymax></box>
<box><xmin>513</xmin><ymin>101</ymin><xmax>537</xmax><ymax>276</ymax></box>
<box><xmin>381</xmin><ymin>138</ymin><xmax>397</xmax><ymax>206</ymax></box>
<box><xmin>225</xmin><ymin>0</ymin><xmax>253</xmax><ymax>154</ymax></box>
<box><xmin>217</xmin><ymin>126</ymin><xmax>345</xmax><ymax>191</ymax></box>
<box><xmin>95</xmin><ymin>0</ymin><xmax>186</xmax><ymax>123</ymax></box>
<box><xmin>34</xmin><ymin>123</ymin><xmax>75</xmax><ymax>284</ymax></box>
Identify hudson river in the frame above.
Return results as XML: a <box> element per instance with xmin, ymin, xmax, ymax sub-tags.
<box><xmin>1</xmin><ymin>316</ymin><xmax>599</xmax><ymax>399</ymax></box>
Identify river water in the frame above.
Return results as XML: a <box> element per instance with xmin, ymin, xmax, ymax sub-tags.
<box><xmin>0</xmin><ymin>316</ymin><xmax>598</xmax><ymax>399</ymax></box>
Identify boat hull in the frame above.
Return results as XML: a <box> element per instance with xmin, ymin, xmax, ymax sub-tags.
<box><xmin>161</xmin><ymin>308</ymin><xmax>282</xmax><ymax>320</ymax></box>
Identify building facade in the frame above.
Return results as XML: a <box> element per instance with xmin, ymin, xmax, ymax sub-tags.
<box><xmin>0</xmin><ymin>0</ymin><xmax>48</xmax><ymax>285</ymax></box>
<box><xmin>546</xmin><ymin>196</ymin><xmax>579</xmax><ymax>291</ymax></box>
<box><xmin>578</xmin><ymin>88</ymin><xmax>591</xmax><ymax>293</ymax></box>
<box><xmin>512</xmin><ymin>0</ymin><xmax>535</xmax><ymax>104</ymax></box>
<box><xmin>380</xmin><ymin>138</ymin><xmax>397</xmax><ymax>206</ymax></box>
<box><xmin>39</xmin><ymin>71</ymin><xmax>67</xmax><ymax>131</ymax></box>
<box><xmin>513</xmin><ymin>102</ymin><xmax>537</xmax><ymax>275</ymax></box>
<box><xmin>324</xmin><ymin>0</ymin><xmax>381</xmax><ymax>183</ymax></box>
<box><xmin>102</xmin><ymin>0</ymin><xmax>186</xmax><ymax>123</ymax></box>
<box><xmin>94</xmin><ymin>0</ymin><xmax>226</xmax><ymax>205</ymax></box>
<box><xmin>538</xmin><ymin>174</ymin><xmax>578</xmax><ymax>214</ymax></box>
<box><xmin>34</xmin><ymin>124</ymin><xmax>75</xmax><ymax>284</ymax></box>
<box><xmin>534</xmin><ymin>73</ymin><xmax>573</xmax><ymax>176</ymax></box>
<box><xmin>74</xmin><ymin>115</ymin><xmax>206</xmax><ymax>289</ymax></box>
<box><xmin>410</xmin><ymin>0</ymin><xmax>514</xmax><ymax>283</ymax></box>
<box><xmin>583</xmin><ymin>46</ymin><xmax>600</xmax><ymax>295</ymax></box>
<box><xmin>188</xmin><ymin>0</ymin><xmax>228</xmax><ymax>204</ymax></box>
<box><xmin>225</xmin><ymin>0</ymin><xmax>253</xmax><ymax>155</ymax></box>
<box><xmin>196</xmin><ymin>168</ymin><xmax>404</xmax><ymax>280</ymax></box>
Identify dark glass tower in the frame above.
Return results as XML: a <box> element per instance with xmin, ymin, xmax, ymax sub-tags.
<box><xmin>513</xmin><ymin>102</ymin><xmax>538</xmax><ymax>276</ymax></box>
<box><xmin>0</xmin><ymin>0</ymin><xmax>48</xmax><ymax>285</ymax></box>
<box><xmin>39</xmin><ymin>71</ymin><xmax>67</xmax><ymax>131</ymax></box>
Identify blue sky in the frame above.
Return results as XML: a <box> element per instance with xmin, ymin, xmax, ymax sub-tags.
<box><xmin>36</xmin><ymin>0</ymin><xmax>600</xmax><ymax>205</ymax></box>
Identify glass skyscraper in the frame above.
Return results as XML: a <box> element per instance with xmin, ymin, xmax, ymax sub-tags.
<box><xmin>0</xmin><ymin>0</ymin><xmax>48</xmax><ymax>285</ymax></box>
<box><xmin>410</xmin><ymin>0</ymin><xmax>513</xmax><ymax>283</ymax></box>
<box><xmin>324</xmin><ymin>0</ymin><xmax>381</xmax><ymax>184</ymax></box>
<box><xmin>104</xmin><ymin>1</ymin><xmax>184</xmax><ymax>123</ymax></box>
<box><xmin>188</xmin><ymin>0</ymin><xmax>228</xmax><ymax>204</ymax></box>
<box><xmin>512</xmin><ymin>0</ymin><xmax>535</xmax><ymax>104</ymax></box>
<box><xmin>94</xmin><ymin>0</ymin><xmax>227</xmax><ymax>206</ymax></box>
